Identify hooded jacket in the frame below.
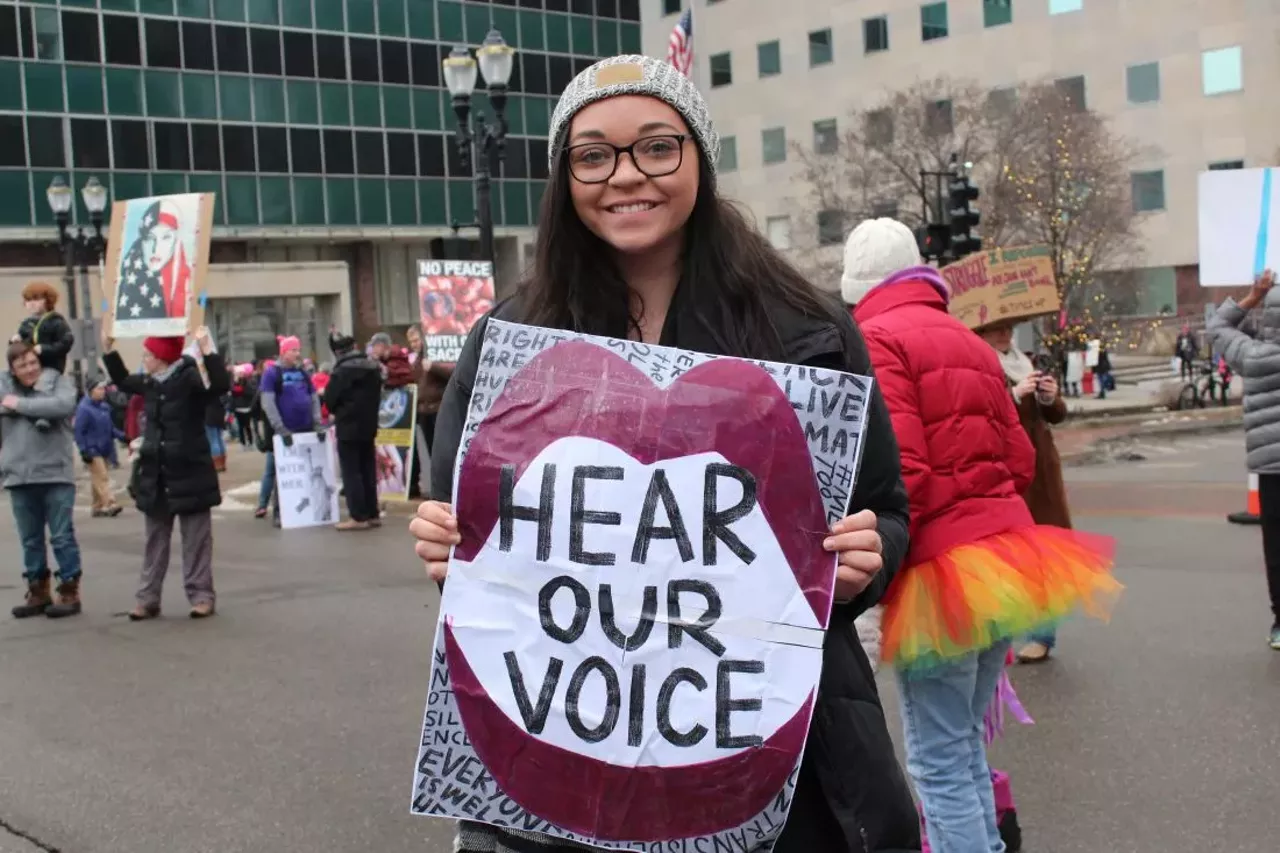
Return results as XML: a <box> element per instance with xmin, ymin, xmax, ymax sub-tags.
<box><xmin>380</xmin><ymin>346</ymin><xmax>414</xmax><ymax>389</ymax></box>
<box><xmin>853</xmin><ymin>275</ymin><xmax>1035</xmax><ymax>566</ymax></box>
<box><xmin>1208</xmin><ymin>294</ymin><xmax>1280</xmax><ymax>472</ymax></box>
<box><xmin>432</xmin><ymin>288</ymin><xmax>921</xmax><ymax>853</ymax></box>
<box><xmin>74</xmin><ymin>395</ymin><xmax>120</xmax><ymax>460</ymax></box>
<box><xmin>323</xmin><ymin>350</ymin><xmax>384</xmax><ymax>442</ymax></box>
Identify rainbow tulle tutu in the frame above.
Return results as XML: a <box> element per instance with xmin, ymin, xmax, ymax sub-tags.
<box><xmin>881</xmin><ymin>526</ymin><xmax>1122</xmax><ymax>671</ymax></box>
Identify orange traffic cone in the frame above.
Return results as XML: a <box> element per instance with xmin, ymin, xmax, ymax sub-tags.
<box><xmin>1227</xmin><ymin>473</ymin><xmax>1261</xmax><ymax>525</ymax></box>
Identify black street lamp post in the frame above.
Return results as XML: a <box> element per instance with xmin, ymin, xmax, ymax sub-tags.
<box><xmin>46</xmin><ymin>176</ymin><xmax>109</xmax><ymax>387</ymax></box>
<box><xmin>443</xmin><ymin>30</ymin><xmax>516</xmax><ymax>268</ymax></box>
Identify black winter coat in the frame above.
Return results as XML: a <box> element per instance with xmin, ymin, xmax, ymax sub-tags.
<box><xmin>430</xmin><ymin>290</ymin><xmax>921</xmax><ymax>853</ymax></box>
<box><xmin>17</xmin><ymin>311</ymin><xmax>74</xmax><ymax>374</ymax></box>
<box><xmin>104</xmin><ymin>350</ymin><xmax>230</xmax><ymax>516</ymax></box>
<box><xmin>323</xmin><ymin>350</ymin><xmax>384</xmax><ymax>442</ymax></box>
<box><xmin>205</xmin><ymin>394</ymin><xmax>228</xmax><ymax>429</ymax></box>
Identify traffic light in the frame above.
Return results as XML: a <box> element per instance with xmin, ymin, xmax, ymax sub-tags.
<box><xmin>917</xmin><ymin>222</ymin><xmax>951</xmax><ymax>263</ymax></box>
<box><xmin>948</xmin><ymin>175</ymin><xmax>981</xmax><ymax>258</ymax></box>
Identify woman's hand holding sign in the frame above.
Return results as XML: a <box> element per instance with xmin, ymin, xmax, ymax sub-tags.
<box><xmin>412</xmin><ymin>499</ymin><xmax>460</xmax><ymax>582</ymax></box>
<box><xmin>824</xmin><ymin>509</ymin><xmax>882</xmax><ymax>602</ymax></box>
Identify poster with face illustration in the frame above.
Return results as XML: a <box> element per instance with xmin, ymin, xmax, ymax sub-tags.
<box><xmin>416</xmin><ymin>259</ymin><xmax>495</xmax><ymax>363</ymax></box>
<box><xmin>409</xmin><ymin>320</ymin><xmax>873</xmax><ymax>849</ymax></box>
<box><xmin>102</xmin><ymin>193</ymin><xmax>215</xmax><ymax>338</ymax></box>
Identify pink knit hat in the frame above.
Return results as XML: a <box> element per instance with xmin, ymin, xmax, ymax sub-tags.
<box><xmin>277</xmin><ymin>335</ymin><xmax>301</xmax><ymax>355</ymax></box>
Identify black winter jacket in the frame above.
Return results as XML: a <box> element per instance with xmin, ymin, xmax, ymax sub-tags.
<box><xmin>322</xmin><ymin>350</ymin><xmax>384</xmax><ymax>442</ymax></box>
<box><xmin>104</xmin><ymin>351</ymin><xmax>230</xmax><ymax>516</ymax></box>
<box><xmin>17</xmin><ymin>311</ymin><xmax>74</xmax><ymax>374</ymax></box>
<box><xmin>429</xmin><ymin>289</ymin><xmax>921</xmax><ymax>853</ymax></box>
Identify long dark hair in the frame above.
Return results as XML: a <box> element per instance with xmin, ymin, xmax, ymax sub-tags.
<box><xmin>519</xmin><ymin>152</ymin><xmax>842</xmax><ymax>362</ymax></box>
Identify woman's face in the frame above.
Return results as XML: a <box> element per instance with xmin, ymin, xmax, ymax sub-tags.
<box><xmin>565</xmin><ymin>95</ymin><xmax>699</xmax><ymax>257</ymax></box>
<box><xmin>143</xmin><ymin>224</ymin><xmax>178</xmax><ymax>273</ymax></box>
<box><xmin>980</xmin><ymin>324</ymin><xmax>1014</xmax><ymax>353</ymax></box>
<box><xmin>406</xmin><ymin>326</ymin><xmax>422</xmax><ymax>350</ymax></box>
<box><xmin>141</xmin><ymin>349</ymin><xmax>164</xmax><ymax>376</ymax></box>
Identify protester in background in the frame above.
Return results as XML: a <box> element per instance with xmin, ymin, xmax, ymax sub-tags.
<box><xmin>103</xmin><ymin>329</ymin><xmax>227</xmax><ymax>620</ymax></box>
<box><xmin>2</xmin><ymin>341</ymin><xmax>83</xmax><ymax>619</ymax></box>
<box><xmin>1207</xmin><ymin>268</ymin><xmax>1280</xmax><ymax>649</ymax></box>
<box><xmin>230</xmin><ymin>364</ymin><xmax>257</xmax><ymax>447</ymax></box>
<box><xmin>845</xmin><ymin>217</ymin><xmax>1119</xmax><ymax>853</ymax></box>
<box><xmin>1093</xmin><ymin>344</ymin><xmax>1113</xmax><ymax>399</ymax></box>
<box><xmin>411</xmin><ymin>333</ymin><xmax>453</xmax><ymax>501</ymax></box>
<box><xmin>369</xmin><ymin>332</ymin><xmax>414</xmax><ymax>388</ymax></box>
<box><xmin>258</xmin><ymin>338</ymin><xmax>323</xmax><ymax>527</ymax></box>
<box><xmin>12</xmin><ymin>281</ymin><xmax>74</xmax><ymax>375</ymax></box>
<box><xmin>322</xmin><ymin>330</ymin><xmax>383</xmax><ymax>531</ymax></box>
<box><xmin>405</xmin><ymin>324</ymin><xmax>422</xmax><ymax>366</ymax></box>
<box><xmin>74</xmin><ymin>379</ymin><xmax>124</xmax><ymax>518</ymax></box>
<box><xmin>976</xmin><ymin>323</ymin><xmax>1074</xmax><ymax>664</ymax></box>
<box><xmin>204</xmin><ymin>390</ymin><xmax>228</xmax><ymax>473</ymax></box>
<box><xmin>410</xmin><ymin>55</ymin><xmax>922</xmax><ymax>853</ymax></box>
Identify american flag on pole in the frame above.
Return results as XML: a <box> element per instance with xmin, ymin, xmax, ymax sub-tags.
<box><xmin>666</xmin><ymin>9</ymin><xmax>693</xmax><ymax>77</ymax></box>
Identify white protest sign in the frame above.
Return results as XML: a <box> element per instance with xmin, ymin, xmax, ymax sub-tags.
<box><xmin>1199</xmin><ymin>167</ymin><xmax>1280</xmax><ymax>286</ymax></box>
<box><xmin>410</xmin><ymin>320</ymin><xmax>872</xmax><ymax>848</ymax></box>
<box><xmin>273</xmin><ymin>431</ymin><xmax>339</xmax><ymax>529</ymax></box>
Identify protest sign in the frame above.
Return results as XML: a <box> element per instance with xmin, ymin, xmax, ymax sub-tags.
<box><xmin>410</xmin><ymin>320</ymin><xmax>873</xmax><ymax>848</ymax></box>
<box><xmin>943</xmin><ymin>244</ymin><xmax>1060</xmax><ymax>330</ymax></box>
<box><xmin>376</xmin><ymin>384</ymin><xmax>418</xmax><ymax>501</ymax></box>
<box><xmin>1199</xmin><ymin>167</ymin><xmax>1280</xmax><ymax>286</ymax></box>
<box><xmin>273</xmin><ymin>431</ymin><xmax>339</xmax><ymax>529</ymax></box>
<box><xmin>416</xmin><ymin>259</ymin><xmax>495</xmax><ymax>363</ymax></box>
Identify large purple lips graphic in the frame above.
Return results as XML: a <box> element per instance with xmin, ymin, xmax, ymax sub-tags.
<box><xmin>445</xmin><ymin>340</ymin><xmax>833</xmax><ymax>841</ymax></box>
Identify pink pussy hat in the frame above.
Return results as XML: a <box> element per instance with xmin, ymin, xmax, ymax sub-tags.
<box><xmin>277</xmin><ymin>335</ymin><xmax>301</xmax><ymax>355</ymax></box>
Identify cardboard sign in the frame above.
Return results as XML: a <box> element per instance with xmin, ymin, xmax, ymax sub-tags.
<box><xmin>416</xmin><ymin>259</ymin><xmax>495</xmax><ymax>363</ymax></box>
<box><xmin>942</xmin><ymin>245</ymin><xmax>1060</xmax><ymax>330</ymax></box>
<box><xmin>1198</xmin><ymin>167</ymin><xmax>1280</xmax><ymax>286</ymax></box>
<box><xmin>410</xmin><ymin>320</ymin><xmax>873</xmax><ymax>849</ymax></box>
<box><xmin>376</xmin><ymin>384</ymin><xmax>418</xmax><ymax>502</ymax></box>
<box><xmin>273</xmin><ymin>432</ymin><xmax>339</xmax><ymax>529</ymax></box>
<box><xmin>101</xmin><ymin>193</ymin><xmax>215</xmax><ymax>339</ymax></box>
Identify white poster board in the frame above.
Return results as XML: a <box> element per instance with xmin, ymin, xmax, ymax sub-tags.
<box><xmin>273</xmin><ymin>431</ymin><xmax>339</xmax><ymax>529</ymax></box>
<box><xmin>410</xmin><ymin>320</ymin><xmax>872</xmax><ymax>849</ymax></box>
<box><xmin>1198</xmin><ymin>167</ymin><xmax>1280</xmax><ymax>286</ymax></box>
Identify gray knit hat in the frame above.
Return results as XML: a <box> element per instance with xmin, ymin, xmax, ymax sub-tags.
<box><xmin>548</xmin><ymin>55</ymin><xmax>720</xmax><ymax>177</ymax></box>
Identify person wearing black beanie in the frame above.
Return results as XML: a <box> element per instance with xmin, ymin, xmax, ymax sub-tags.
<box><xmin>322</xmin><ymin>328</ymin><xmax>383</xmax><ymax>530</ymax></box>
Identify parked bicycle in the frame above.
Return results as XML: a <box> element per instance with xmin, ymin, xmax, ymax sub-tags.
<box><xmin>1176</xmin><ymin>358</ymin><xmax>1231</xmax><ymax>410</ymax></box>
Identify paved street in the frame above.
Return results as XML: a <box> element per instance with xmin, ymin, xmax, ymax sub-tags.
<box><xmin>1</xmin><ymin>436</ymin><xmax>1278</xmax><ymax>852</ymax></box>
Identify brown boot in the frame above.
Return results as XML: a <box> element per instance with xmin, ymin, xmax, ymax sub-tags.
<box><xmin>12</xmin><ymin>576</ymin><xmax>52</xmax><ymax>619</ymax></box>
<box><xmin>46</xmin><ymin>578</ymin><xmax>82</xmax><ymax>619</ymax></box>
<box><xmin>213</xmin><ymin>455</ymin><xmax>227</xmax><ymax>472</ymax></box>
<box><xmin>335</xmin><ymin>519</ymin><xmax>372</xmax><ymax>531</ymax></box>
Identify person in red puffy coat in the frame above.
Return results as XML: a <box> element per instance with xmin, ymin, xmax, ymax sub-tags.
<box><xmin>844</xmin><ymin>218</ymin><xmax>1118</xmax><ymax>853</ymax></box>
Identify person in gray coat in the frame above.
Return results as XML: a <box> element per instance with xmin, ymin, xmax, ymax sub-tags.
<box><xmin>1207</xmin><ymin>268</ymin><xmax>1280</xmax><ymax>649</ymax></box>
<box><xmin>0</xmin><ymin>341</ymin><xmax>83</xmax><ymax>619</ymax></box>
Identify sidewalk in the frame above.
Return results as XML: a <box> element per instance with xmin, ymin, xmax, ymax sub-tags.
<box><xmin>1055</xmin><ymin>406</ymin><xmax>1242</xmax><ymax>464</ymax></box>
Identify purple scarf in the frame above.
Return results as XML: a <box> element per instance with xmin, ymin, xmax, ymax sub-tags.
<box><xmin>871</xmin><ymin>265</ymin><xmax>952</xmax><ymax>304</ymax></box>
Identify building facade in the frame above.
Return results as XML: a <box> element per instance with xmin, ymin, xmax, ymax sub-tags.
<box><xmin>0</xmin><ymin>0</ymin><xmax>641</xmax><ymax>358</ymax></box>
<box><xmin>643</xmin><ymin>0</ymin><xmax>1280</xmax><ymax>312</ymax></box>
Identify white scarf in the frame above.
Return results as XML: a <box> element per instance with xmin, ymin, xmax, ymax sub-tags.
<box><xmin>997</xmin><ymin>346</ymin><xmax>1036</xmax><ymax>384</ymax></box>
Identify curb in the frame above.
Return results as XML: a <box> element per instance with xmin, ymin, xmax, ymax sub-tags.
<box><xmin>1062</xmin><ymin>416</ymin><xmax>1244</xmax><ymax>466</ymax></box>
<box><xmin>1060</xmin><ymin>405</ymin><xmax>1242</xmax><ymax>431</ymax></box>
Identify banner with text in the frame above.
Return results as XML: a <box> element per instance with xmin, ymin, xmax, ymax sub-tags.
<box><xmin>273</xmin><ymin>431</ymin><xmax>339</xmax><ymax>529</ymax></box>
<box><xmin>943</xmin><ymin>244</ymin><xmax>1060</xmax><ymax>330</ymax></box>
<box><xmin>409</xmin><ymin>320</ymin><xmax>873</xmax><ymax>848</ymax></box>
<box><xmin>376</xmin><ymin>384</ymin><xmax>418</xmax><ymax>502</ymax></box>
<box><xmin>416</xmin><ymin>259</ymin><xmax>495</xmax><ymax>363</ymax></box>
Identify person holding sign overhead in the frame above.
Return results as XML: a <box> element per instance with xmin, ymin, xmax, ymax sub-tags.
<box><xmin>102</xmin><ymin>328</ymin><xmax>227</xmax><ymax>620</ymax></box>
<box><xmin>410</xmin><ymin>55</ymin><xmax>920</xmax><ymax>853</ymax></box>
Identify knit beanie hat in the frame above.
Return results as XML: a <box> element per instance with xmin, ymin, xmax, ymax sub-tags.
<box><xmin>143</xmin><ymin>336</ymin><xmax>185</xmax><ymax>364</ymax></box>
<box><xmin>548</xmin><ymin>54</ymin><xmax>719</xmax><ymax>177</ymax></box>
<box><xmin>840</xmin><ymin>218</ymin><xmax>923</xmax><ymax>306</ymax></box>
<box><xmin>277</xmin><ymin>335</ymin><xmax>301</xmax><ymax>355</ymax></box>
<box><xmin>329</xmin><ymin>329</ymin><xmax>356</xmax><ymax>356</ymax></box>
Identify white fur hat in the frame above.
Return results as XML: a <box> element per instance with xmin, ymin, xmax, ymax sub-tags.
<box><xmin>839</xmin><ymin>218</ymin><xmax>923</xmax><ymax>305</ymax></box>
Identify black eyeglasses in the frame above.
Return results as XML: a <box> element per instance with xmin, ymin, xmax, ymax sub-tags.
<box><xmin>564</xmin><ymin>134</ymin><xmax>691</xmax><ymax>184</ymax></box>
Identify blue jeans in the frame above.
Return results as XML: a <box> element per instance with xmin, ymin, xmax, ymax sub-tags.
<box><xmin>9</xmin><ymin>483</ymin><xmax>82</xmax><ymax>585</ymax></box>
<box><xmin>205</xmin><ymin>425</ymin><xmax>226</xmax><ymax>457</ymax></box>
<box><xmin>258</xmin><ymin>451</ymin><xmax>275</xmax><ymax>512</ymax></box>
<box><xmin>897</xmin><ymin>640</ymin><xmax>1012</xmax><ymax>853</ymax></box>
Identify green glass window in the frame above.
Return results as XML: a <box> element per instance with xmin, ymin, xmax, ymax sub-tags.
<box><xmin>718</xmin><ymin>136</ymin><xmax>737</xmax><ymax>172</ymax></box>
<box><xmin>448</xmin><ymin>179</ymin><xmax>475</xmax><ymax>223</ymax></box>
<box><xmin>188</xmin><ymin>175</ymin><xmax>224</xmax><ymax>223</ymax></box>
<box><xmin>347</xmin><ymin>0</ymin><xmax>377</xmax><ymax>34</ymax></box>
<box><xmin>492</xmin><ymin>8</ymin><xmax>518</xmax><ymax>45</ymax></box>
<box><xmin>503</xmin><ymin>94</ymin><xmax>524</xmax><ymax>135</ymax></box>
<box><xmin>0</xmin><ymin>61</ymin><xmax>22</xmax><ymax>111</ymax></box>
<box><xmin>327</xmin><ymin>178</ymin><xmax>357</xmax><ymax>225</ymax></box>
<box><xmin>921</xmin><ymin>2</ymin><xmax>948</xmax><ymax>41</ymax></box>
<box><xmin>294</xmin><ymin>177</ymin><xmax>326</xmax><ymax>225</ymax></box>
<box><xmin>438</xmin><ymin>2</ymin><xmax>464</xmax><ymax>43</ymax></box>
<box><xmin>1131</xmin><ymin>170</ymin><xmax>1165</xmax><ymax>212</ymax></box>
<box><xmin>213</xmin><ymin>0</ymin><xmax>246</xmax><ymax>22</ymax></box>
<box><xmin>106</xmin><ymin>68</ymin><xmax>145</xmax><ymax>116</ymax></box>
<box><xmin>141</xmin><ymin>0</ymin><xmax>176</xmax><ymax>14</ymax></box>
<box><xmin>247</xmin><ymin>0</ymin><xmax>277</xmax><ymax>25</ymax></box>
<box><xmin>419</xmin><ymin>179</ymin><xmax>447</xmax><ymax>225</ymax></box>
<box><xmin>0</xmin><ymin>173</ymin><xmax>32</xmax><ymax>227</ymax></box>
<box><xmin>545</xmin><ymin>14</ymin><xmax>570</xmax><ymax>53</ymax></box>
<box><xmin>863</xmin><ymin>16</ymin><xmax>888</xmax><ymax>53</ymax></box>
<box><xmin>253</xmin><ymin>77</ymin><xmax>286</xmax><ymax>123</ymax></box>
<box><xmin>414</xmin><ymin>88</ymin><xmax>443</xmax><ymax>130</ymax></box>
<box><xmin>983</xmin><ymin>0</ymin><xmax>1012</xmax><ymax>28</ymax></box>
<box><xmin>287</xmin><ymin>80</ymin><xmax>319</xmax><ymax>125</ymax></box>
<box><xmin>596</xmin><ymin>20</ymin><xmax>619</xmax><ymax>57</ymax></box>
<box><xmin>112</xmin><ymin>173</ymin><xmax>151</xmax><ymax>206</ymax></box>
<box><xmin>378</xmin><ymin>0</ymin><xmax>407</xmax><ymax>37</ymax></box>
<box><xmin>219</xmin><ymin>75</ymin><xmax>252</xmax><ymax>120</ymax></box>
<box><xmin>503</xmin><ymin>181</ymin><xmax>530</xmax><ymax>227</ymax></box>
<box><xmin>620</xmin><ymin>22</ymin><xmax>640</xmax><ymax>54</ymax></box>
<box><xmin>761</xmin><ymin>127</ymin><xmax>786</xmax><ymax>164</ymax></box>
<box><xmin>152</xmin><ymin>173</ymin><xmax>187</xmax><ymax>196</ymax></box>
<box><xmin>320</xmin><ymin>82</ymin><xmax>351</xmax><ymax>125</ymax></box>
<box><xmin>260</xmin><ymin>176</ymin><xmax>292</xmax><ymax>224</ymax></box>
<box><xmin>757</xmin><ymin>41</ymin><xmax>780</xmax><ymax>77</ymax></box>
<box><xmin>709</xmin><ymin>53</ymin><xmax>731</xmax><ymax>87</ymax></box>
<box><xmin>571</xmin><ymin>15</ymin><xmax>594</xmax><ymax>55</ymax></box>
<box><xmin>389</xmin><ymin>179</ymin><xmax>417</xmax><ymax>225</ymax></box>
<box><xmin>524</xmin><ymin>97</ymin><xmax>550</xmax><ymax>137</ymax></box>
<box><xmin>183</xmin><ymin>73</ymin><xmax>219</xmax><ymax>119</ymax></box>
<box><xmin>1126</xmin><ymin>62</ymin><xmax>1160</xmax><ymax>104</ymax></box>
<box><xmin>24</xmin><ymin>63</ymin><xmax>65</xmax><ymax>113</ymax></box>
<box><xmin>352</xmin><ymin>84</ymin><xmax>382</xmax><ymax>127</ymax></box>
<box><xmin>383</xmin><ymin>86</ymin><xmax>412</xmax><ymax>129</ymax></box>
<box><xmin>464</xmin><ymin>3</ymin><xmax>489</xmax><ymax>42</ymax></box>
<box><xmin>145</xmin><ymin>70</ymin><xmax>182</xmax><ymax>118</ymax></box>
<box><xmin>518</xmin><ymin>10</ymin><xmax>544</xmax><ymax>50</ymax></box>
<box><xmin>66</xmin><ymin>66</ymin><xmax>104</xmax><ymax>114</ymax></box>
<box><xmin>808</xmin><ymin>29</ymin><xmax>832</xmax><ymax>66</ymax></box>
<box><xmin>105</xmin><ymin>0</ymin><xmax>142</xmax><ymax>12</ymax></box>
<box><xmin>225</xmin><ymin>175</ymin><xmax>259</xmax><ymax>225</ymax></box>
<box><xmin>408</xmin><ymin>1</ymin><xmax>435</xmax><ymax>38</ymax></box>
<box><xmin>314</xmin><ymin>0</ymin><xmax>346</xmax><ymax>33</ymax></box>
<box><xmin>282</xmin><ymin>0</ymin><xmax>311</xmax><ymax>28</ymax></box>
